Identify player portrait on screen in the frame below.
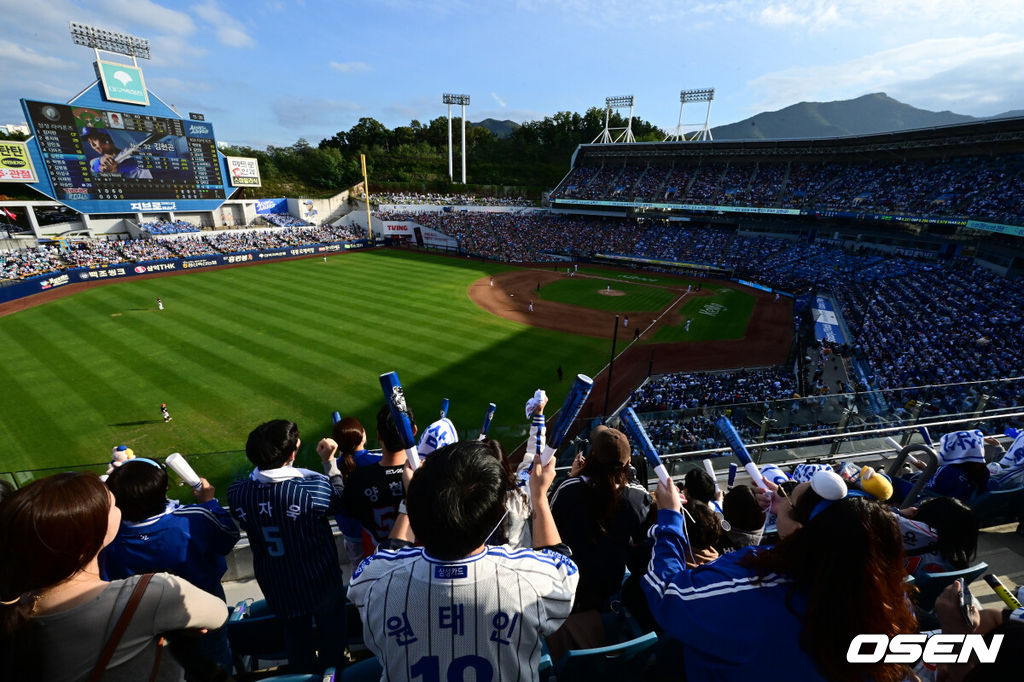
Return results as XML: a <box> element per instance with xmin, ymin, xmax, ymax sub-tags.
<box><xmin>82</xmin><ymin>128</ymin><xmax>153</xmax><ymax>179</ymax></box>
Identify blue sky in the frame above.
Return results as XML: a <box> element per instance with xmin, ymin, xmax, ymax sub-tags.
<box><xmin>2</xmin><ymin>0</ymin><xmax>1023</xmax><ymax>148</ymax></box>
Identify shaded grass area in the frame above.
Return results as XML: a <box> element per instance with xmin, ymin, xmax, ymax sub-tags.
<box><xmin>538</xmin><ymin>276</ymin><xmax>679</xmax><ymax>312</ymax></box>
<box><xmin>650</xmin><ymin>286</ymin><xmax>756</xmax><ymax>343</ymax></box>
<box><xmin>0</xmin><ymin>251</ymin><xmax>609</xmax><ymax>498</ymax></box>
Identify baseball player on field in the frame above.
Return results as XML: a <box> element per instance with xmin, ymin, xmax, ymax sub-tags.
<box><xmin>348</xmin><ymin>439</ymin><xmax>578</xmax><ymax>681</ymax></box>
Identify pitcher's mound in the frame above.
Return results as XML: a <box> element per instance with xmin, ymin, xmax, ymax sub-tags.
<box><xmin>598</xmin><ymin>289</ymin><xmax>626</xmax><ymax>297</ymax></box>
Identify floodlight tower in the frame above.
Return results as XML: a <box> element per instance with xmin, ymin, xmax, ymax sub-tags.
<box><xmin>593</xmin><ymin>96</ymin><xmax>636</xmax><ymax>144</ymax></box>
<box><xmin>70</xmin><ymin>22</ymin><xmax>151</xmax><ymax>64</ymax></box>
<box><xmin>443</xmin><ymin>93</ymin><xmax>471</xmax><ymax>184</ymax></box>
<box><xmin>665</xmin><ymin>88</ymin><xmax>715</xmax><ymax>142</ymax></box>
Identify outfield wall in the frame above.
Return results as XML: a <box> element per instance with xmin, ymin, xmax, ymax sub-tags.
<box><xmin>0</xmin><ymin>239</ymin><xmax>373</xmax><ymax>306</ymax></box>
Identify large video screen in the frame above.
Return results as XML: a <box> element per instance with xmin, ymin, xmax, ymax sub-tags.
<box><xmin>23</xmin><ymin>100</ymin><xmax>225</xmax><ymax>204</ymax></box>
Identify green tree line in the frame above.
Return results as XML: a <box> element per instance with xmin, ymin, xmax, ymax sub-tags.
<box><xmin>220</xmin><ymin>107</ymin><xmax>664</xmax><ymax>198</ymax></box>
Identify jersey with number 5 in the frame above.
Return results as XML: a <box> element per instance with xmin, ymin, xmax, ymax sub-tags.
<box><xmin>228</xmin><ymin>472</ymin><xmax>343</xmax><ymax>618</ymax></box>
<box><xmin>349</xmin><ymin>545</ymin><xmax>579</xmax><ymax>681</ymax></box>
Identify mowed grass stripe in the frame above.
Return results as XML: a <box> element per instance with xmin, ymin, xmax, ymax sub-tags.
<box><xmin>0</xmin><ymin>251</ymin><xmax>611</xmax><ymax>484</ymax></box>
<box><xmin>64</xmin><ymin>291</ymin><xmax>312</xmax><ymax>454</ymax></box>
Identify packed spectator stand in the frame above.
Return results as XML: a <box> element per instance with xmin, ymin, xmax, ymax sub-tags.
<box><xmin>549</xmin><ymin>152</ymin><xmax>1024</xmax><ymax>226</ymax></box>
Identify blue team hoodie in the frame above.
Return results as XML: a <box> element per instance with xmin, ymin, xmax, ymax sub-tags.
<box><xmin>101</xmin><ymin>500</ymin><xmax>239</xmax><ymax>599</ymax></box>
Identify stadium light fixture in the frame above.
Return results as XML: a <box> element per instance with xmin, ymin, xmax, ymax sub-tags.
<box><xmin>594</xmin><ymin>95</ymin><xmax>637</xmax><ymax>144</ymax></box>
<box><xmin>667</xmin><ymin>87</ymin><xmax>716</xmax><ymax>142</ymax></box>
<box><xmin>70</xmin><ymin>22</ymin><xmax>151</xmax><ymax>59</ymax></box>
<box><xmin>442</xmin><ymin>94</ymin><xmax>471</xmax><ymax>183</ymax></box>
<box><xmin>680</xmin><ymin>88</ymin><xmax>715</xmax><ymax>103</ymax></box>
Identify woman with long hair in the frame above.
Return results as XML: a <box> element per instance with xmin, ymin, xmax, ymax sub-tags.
<box><xmin>644</xmin><ymin>472</ymin><xmax>917</xmax><ymax>682</ymax></box>
<box><xmin>0</xmin><ymin>472</ymin><xmax>227</xmax><ymax>681</ymax></box>
<box><xmin>481</xmin><ymin>438</ymin><xmax>532</xmax><ymax>549</ymax></box>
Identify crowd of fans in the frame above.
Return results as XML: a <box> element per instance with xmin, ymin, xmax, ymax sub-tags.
<box><xmin>550</xmin><ymin>154</ymin><xmax>1024</xmax><ymax>225</ymax></box>
<box><xmin>2</xmin><ymin>397</ymin><xmax>1020</xmax><ymax>680</ymax></box>
<box><xmin>141</xmin><ymin>219</ymin><xmax>201</xmax><ymax>235</ymax></box>
<box><xmin>0</xmin><ymin>225</ymin><xmax>362</xmax><ymax>281</ymax></box>
<box><xmin>263</xmin><ymin>214</ymin><xmax>313</xmax><ymax>228</ymax></box>
<box><xmin>375</xmin><ymin>191</ymin><xmax>534</xmax><ymax>207</ymax></box>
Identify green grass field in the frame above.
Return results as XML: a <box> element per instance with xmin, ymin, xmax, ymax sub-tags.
<box><xmin>576</xmin><ymin>268</ymin><xmax>698</xmax><ymax>289</ymax></box>
<box><xmin>0</xmin><ymin>251</ymin><xmax>611</xmax><ymax>495</ymax></box>
<box><xmin>652</xmin><ymin>285</ymin><xmax>756</xmax><ymax>343</ymax></box>
<box><xmin>538</xmin><ymin>276</ymin><xmax>679</xmax><ymax>312</ymax></box>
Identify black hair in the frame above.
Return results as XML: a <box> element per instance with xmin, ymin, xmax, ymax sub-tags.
<box><xmin>245</xmin><ymin>419</ymin><xmax>299</xmax><ymax>470</ymax></box>
<box><xmin>912</xmin><ymin>496</ymin><xmax>979</xmax><ymax>568</ymax></box>
<box><xmin>405</xmin><ymin>440</ymin><xmax>506</xmax><ymax>560</ymax></box>
<box><xmin>105</xmin><ymin>460</ymin><xmax>168</xmax><ymax>522</ymax></box>
<box><xmin>684</xmin><ymin>468</ymin><xmax>717</xmax><ymax>504</ymax></box>
<box><xmin>377</xmin><ymin>403</ymin><xmax>415</xmax><ymax>454</ymax></box>
<box><xmin>84</xmin><ymin>129</ymin><xmax>112</xmax><ymax>143</ymax></box>
<box><xmin>723</xmin><ymin>485</ymin><xmax>764</xmax><ymax>532</ymax></box>
<box><xmin>682</xmin><ymin>499</ymin><xmax>722</xmax><ymax>550</ymax></box>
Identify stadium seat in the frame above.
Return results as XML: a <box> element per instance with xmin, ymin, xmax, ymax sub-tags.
<box><xmin>913</xmin><ymin>562</ymin><xmax>989</xmax><ymax>612</ymax></box>
<box><xmin>970</xmin><ymin>486</ymin><xmax>1024</xmax><ymax>528</ymax></box>
<box><xmin>256</xmin><ymin>670</ymin><xmax>335</xmax><ymax>682</ymax></box>
<box><xmin>227</xmin><ymin>599</ymin><xmax>289</xmax><ymax>674</ymax></box>
<box><xmin>551</xmin><ymin>630</ymin><xmax>658</xmax><ymax>681</ymax></box>
<box><xmin>340</xmin><ymin>657</ymin><xmax>381</xmax><ymax>681</ymax></box>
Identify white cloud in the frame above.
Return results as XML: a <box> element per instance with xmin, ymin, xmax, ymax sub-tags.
<box><xmin>191</xmin><ymin>1</ymin><xmax>255</xmax><ymax>48</ymax></box>
<box><xmin>748</xmin><ymin>34</ymin><xmax>1024</xmax><ymax>113</ymax></box>
<box><xmin>491</xmin><ymin>92</ymin><xmax>507</xmax><ymax>108</ymax></box>
<box><xmin>95</xmin><ymin>0</ymin><xmax>196</xmax><ymax>35</ymax></box>
<box><xmin>329</xmin><ymin>61</ymin><xmax>371</xmax><ymax>73</ymax></box>
<box><xmin>0</xmin><ymin>40</ymin><xmax>76</xmax><ymax>70</ymax></box>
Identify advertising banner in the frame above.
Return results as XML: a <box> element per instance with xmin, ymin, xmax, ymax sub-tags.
<box><xmin>0</xmin><ymin>140</ymin><xmax>39</xmax><ymax>183</ymax></box>
<box><xmin>255</xmin><ymin>197</ymin><xmax>288</xmax><ymax>214</ymax></box>
<box><xmin>97</xmin><ymin>60</ymin><xmax>149</xmax><ymax>106</ymax></box>
<box><xmin>811</xmin><ymin>296</ymin><xmax>846</xmax><ymax>344</ymax></box>
<box><xmin>226</xmin><ymin>156</ymin><xmax>261</xmax><ymax>187</ymax></box>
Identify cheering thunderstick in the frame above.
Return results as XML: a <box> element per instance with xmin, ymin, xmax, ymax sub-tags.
<box><xmin>165</xmin><ymin>452</ymin><xmax>202</xmax><ymax>490</ymax></box>
<box><xmin>331</xmin><ymin>411</ymin><xmax>342</xmax><ymax>424</ymax></box>
<box><xmin>619</xmin><ymin>407</ymin><xmax>670</xmax><ymax>486</ymax></box>
<box><xmin>379</xmin><ymin>371</ymin><xmax>420</xmax><ymax>469</ymax></box>
<box><xmin>727</xmin><ymin>463</ymin><xmax>738</xmax><ymax>490</ymax></box>
<box><xmin>478</xmin><ymin>403</ymin><xmax>497</xmax><ymax>441</ymax></box>
<box><xmin>440</xmin><ymin>398</ymin><xmax>450</xmax><ymax>419</ymax></box>
<box><xmin>714</xmin><ymin>416</ymin><xmax>767</xmax><ymax>489</ymax></box>
<box><xmin>702</xmin><ymin>458</ymin><xmax>721</xmax><ymax>495</ymax></box>
<box><xmin>539</xmin><ymin>374</ymin><xmax>594</xmax><ymax>465</ymax></box>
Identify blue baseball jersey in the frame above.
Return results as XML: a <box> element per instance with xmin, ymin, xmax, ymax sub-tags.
<box><xmin>349</xmin><ymin>545</ymin><xmax>578</xmax><ymax>682</ymax></box>
<box><xmin>101</xmin><ymin>500</ymin><xmax>239</xmax><ymax>599</ymax></box>
<box><xmin>228</xmin><ymin>470</ymin><xmax>344</xmax><ymax>618</ymax></box>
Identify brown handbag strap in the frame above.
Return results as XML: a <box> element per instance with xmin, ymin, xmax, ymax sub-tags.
<box><xmin>88</xmin><ymin>573</ymin><xmax>154</xmax><ymax>682</ymax></box>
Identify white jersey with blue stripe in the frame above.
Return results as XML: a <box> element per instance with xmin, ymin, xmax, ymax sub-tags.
<box><xmin>349</xmin><ymin>544</ymin><xmax>578</xmax><ymax>681</ymax></box>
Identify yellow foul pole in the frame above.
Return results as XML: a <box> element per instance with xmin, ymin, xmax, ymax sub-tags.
<box><xmin>361</xmin><ymin>154</ymin><xmax>372</xmax><ymax>241</ymax></box>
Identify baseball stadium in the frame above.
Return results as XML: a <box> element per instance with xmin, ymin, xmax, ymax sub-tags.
<box><xmin>1</xmin><ymin>11</ymin><xmax>1023</xmax><ymax>682</ymax></box>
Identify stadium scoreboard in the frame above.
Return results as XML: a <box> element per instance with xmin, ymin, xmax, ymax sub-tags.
<box><xmin>23</xmin><ymin>99</ymin><xmax>225</xmax><ymax>207</ymax></box>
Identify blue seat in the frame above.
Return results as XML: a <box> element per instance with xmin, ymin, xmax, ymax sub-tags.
<box><xmin>914</xmin><ymin>562</ymin><xmax>989</xmax><ymax>611</ymax></box>
<box><xmin>552</xmin><ymin>630</ymin><xmax>658</xmax><ymax>681</ymax></box>
<box><xmin>340</xmin><ymin>657</ymin><xmax>382</xmax><ymax>681</ymax></box>
<box><xmin>257</xmin><ymin>669</ymin><xmax>335</xmax><ymax>682</ymax></box>
<box><xmin>227</xmin><ymin>599</ymin><xmax>288</xmax><ymax>674</ymax></box>
<box><xmin>971</xmin><ymin>486</ymin><xmax>1024</xmax><ymax>528</ymax></box>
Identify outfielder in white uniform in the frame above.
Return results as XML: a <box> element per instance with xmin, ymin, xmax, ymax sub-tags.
<box><xmin>348</xmin><ymin>440</ymin><xmax>578</xmax><ymax>682</ymax></box>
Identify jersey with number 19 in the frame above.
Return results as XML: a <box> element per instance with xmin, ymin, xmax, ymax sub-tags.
<box><xmin>228</xmin><ymin>468</ymin><xmax>343</xmax><ymax>618</ymax></box>
<box><xmin>349</xmin><ymin>545</ymin><xmax>579</xmax><ymax>682</ymax></box>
